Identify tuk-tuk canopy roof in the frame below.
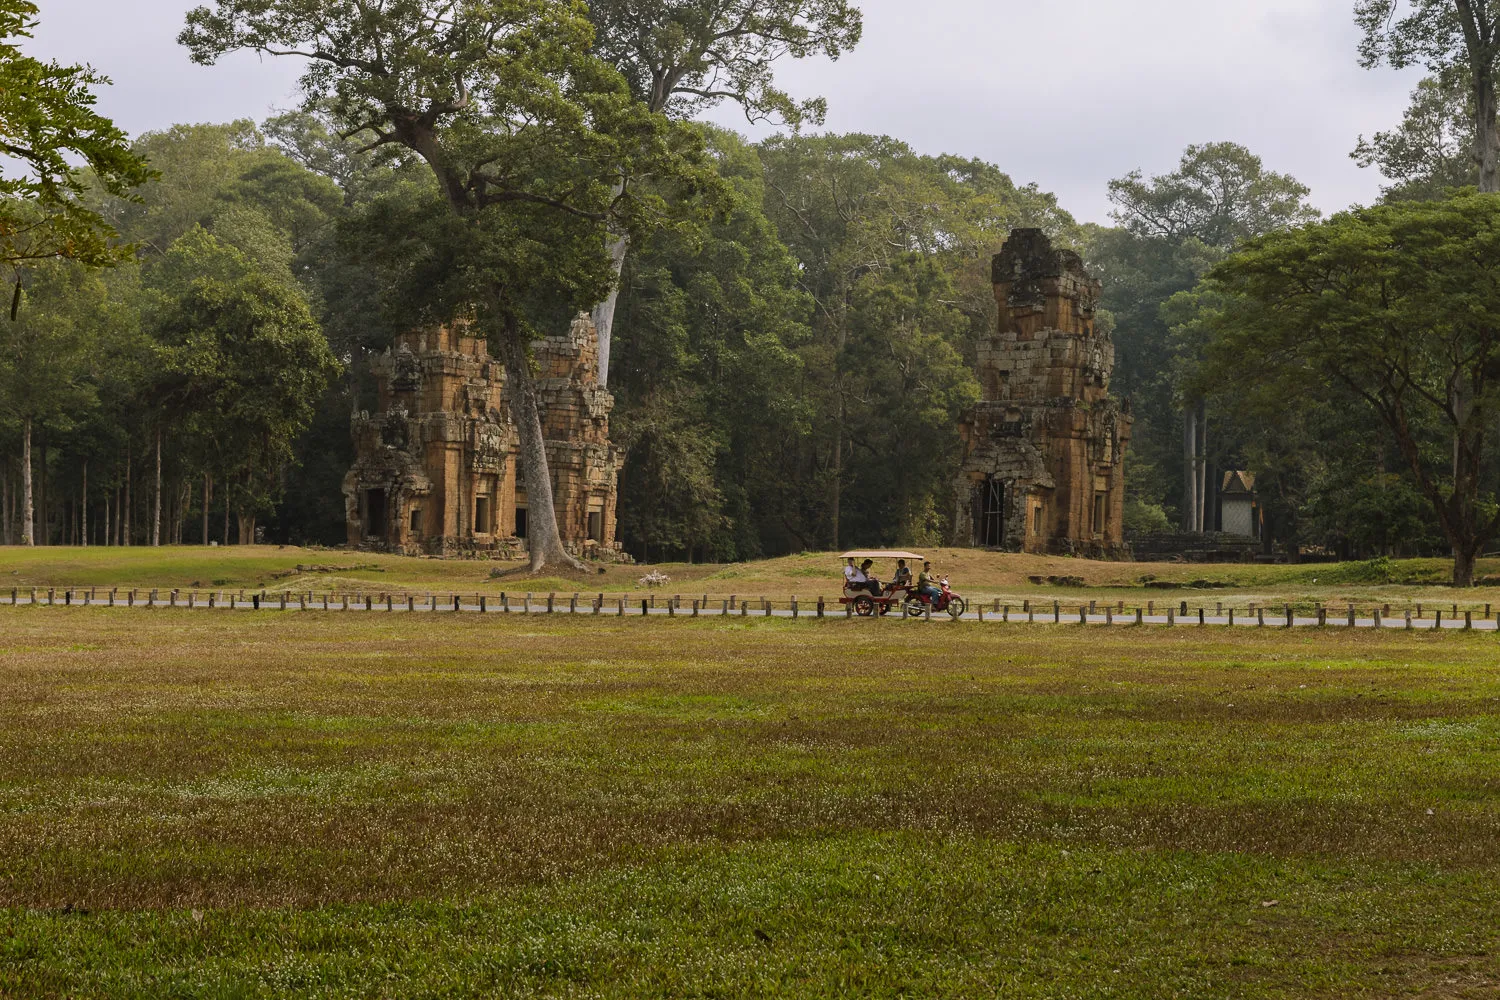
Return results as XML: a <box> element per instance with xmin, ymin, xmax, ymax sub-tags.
<box><xmin>841</xmin><ymin>550</ymin><xmax>926</xmax><ymax>561</ymax></box>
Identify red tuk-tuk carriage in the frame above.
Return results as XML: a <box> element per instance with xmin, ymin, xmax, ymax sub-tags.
<box><xmin>837</xmin><ymin>550</ymin><xmax>924</xmax><ymax>617</ymax></box>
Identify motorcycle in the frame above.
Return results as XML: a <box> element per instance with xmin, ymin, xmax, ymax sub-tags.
<box><xmin>902</xmin><ymin>577</ymin><xmax>967</xmax><ymax>620</ymax></box>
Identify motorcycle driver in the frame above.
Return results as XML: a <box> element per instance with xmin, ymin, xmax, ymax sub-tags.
<box><xmin>916</xmin><ymin>561</ymin><xmax>942</xmax><ymax>603</ymax></box>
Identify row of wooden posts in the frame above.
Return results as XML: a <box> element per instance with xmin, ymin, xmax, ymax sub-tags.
<box><xmin>6</xmin><ymin>588</ymin><xmax>1500</xmax><ymax>628</ymax></box>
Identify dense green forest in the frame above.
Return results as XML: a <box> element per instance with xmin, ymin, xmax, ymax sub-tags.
<box><xmin>4</xmin><ymin>0</ymin><xmax>1500</xmax><ymax>583</ymax></box>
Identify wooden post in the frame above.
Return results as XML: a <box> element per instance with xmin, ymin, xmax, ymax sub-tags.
<box><xmin>502</xmin><ymin>593</ymin><xmax>509</xmax><ymax>613</ymax></box>
<box><xmin>845</xmin><ymin>600</ymin><xmax>852</xmax><ymax>618</ymax></box>
<box><xmin>668</xmin><ymin>598</ymin><xmax>675</xmax><ymax>617</ymax></box>
<box><xmin>817</xmin><ymin>597</ymin><xmax>825</xmax><ymax>618</ymax></box>
<box><xmin>1180</xmin><ymin>600</ymin><xmax>1188</xmax><ymax>617</ymax></box>
<box><xmin>765</xmin><ymin>600</ymin><xmax>772</xmax><ymax>618</ymax></box>
<box><xmin>721</xmin><ymin>599</ymin><xmax>728</xmax><ymax>616</ymax></box>
<box><xmin>978</xmin><ymin>605</ymin><xmax>984</xmax><ymax>622</ymax></box>
<box><xmin>902</xmin><ymin>600</ymin><xmax>909</xmax><ymax>620</ymax></box>
<box><xmin>1135</xmin><ymin>607</ymin><xmax>1143</xmax><ymax>626</ymax></box>
<box><xmin>1227</xmin><ymin>608</ymin><xmax>1234</xmax><ymax>627</ymax></box>
<box><xmin>408</xmin><ymin>595</ymin><xmax>415</xmax><ymax>613</ymax></box>
<box><xmin>1465</xmin><ymin>610</ymin><xmax>1473</xmax><ymax>630</ymax></box>
<box><xmin>1347</xmin><ymin>605</ymin><xmax>1355</xmax><ymax>628</ymax></box>
<box><xmin>791</xmin><ymin>596</ymin><xmax>798</xmax><ymax>619</ymax></box>
<box><xmin>745</xmin><ymin>600</ymin><xmax>751</xmax><ymax>617</ymax></box>
<box><xmin>1198</xmin><ymin>608</ymin><xmax>1205</xmax><ymax>626</ymax></box>
<box><xmin>1167</xmin><ymin>607</ymin><xmax>1175</xmax><ymax>626</ymax></box>
<box><xmin>570</xmin><ymin>594</ymin><xmax>578</xmax><ymax>614</ymax></box>
<box><xmin>1003</xmin><ymin>604</ymin><xmax>1010</xmax><ymax>622</ymax></box>
<box><xmin>1406</xmin><ymin>610</ymin><xmax>1413</xmax><ymax>630</ymax></box>
<box><xmin>546</xmin><ymin>593</ymin><xmax>555</xmax><ymax>613</ymax></box>
<box><xmin>1148</xmin><ymin>600</ymin><xmax>1154</xmax><ymax>616</ymax></box>
<box><xmin>1257</xmin><ymin>608</ymin><xmax>1265</xmax><ymax>627</ymax></box>
<box><xmin>924</xmin><ymin>602</ymin><xmax>932</xmax><ymax>622</ymax></box>
<box><xmin>1373</xmin><ymin>609</ymin><xmax>1381</xmax><ymax>628</ymax></box>
<box><xmin>1435</xmin><ymin>610</ymin><xmax>1443</xmax><ymax>630</ymax></box>
<box><xmin>280</xmin><ymin>592</ymin><xmax>287</xmax><ymax>610</ymax></box>
<box><xmin>643</xmin><ymin>599</ymin><xmax>650</xmax><ymax>616</ymax></box>
<box><xmin>208</xmin><ymin>592</ymin><xmax>215</xmax><ymax>609</ymax></box>
<box><xmin>481</xmin><ymin>596</ymin><xmax>488</xmax><ymax>613</ymax></box>
<box><xmin>1106</xmin><ymin>606</ymin><xmax>1113</xmax><ymax>626</ymax></box>
<box><xmin>128</xmin><ymin>589</ymin><xmax>134</xmax><ymax>607</ymax></box>
<box><xmin>618</xmin><ymin>597</ymin><xmax>625</xmax><ymax>616</ymax></box>
<box><xmin>692</xmin><ymin>600</ymin><xmax>700</xmax><ymax>617</ymax></box>
<box><xmin>366</xmin><ymin>596</ymin><xmax>373</xmax><ymax>611</ymax></box>
<box><xmin>1285</xmin><ymin>605</ymin><xmax>1292</xmax><ymax>628</ymax></box>
<box><xmin>524</xmin><ymin>593</ymin><xmax>532</xmax><ymax>613</ymax></box>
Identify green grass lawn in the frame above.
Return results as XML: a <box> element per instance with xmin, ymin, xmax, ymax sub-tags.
<box><xmin>2</xmin><ymin>610</ymin><xmax>1498</xmax><ymax>997</ymax></box>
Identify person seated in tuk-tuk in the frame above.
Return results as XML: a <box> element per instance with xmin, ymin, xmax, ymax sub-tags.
<box><xmin>890</xmin><ymin>559</ymin><xmax>913</xmax><ymax>592</ymax></box>
<box><xmin>843</xmin><ymin>558</ymin><xmax>881</xmax><ymax>597</ymax></box>
<box><xmin>915</xmin><ymin>561</ymin><xmax>942</xmax><ymax>603</ymax></box>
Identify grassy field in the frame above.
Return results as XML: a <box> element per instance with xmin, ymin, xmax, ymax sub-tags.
<box><xmin>1</xmin><ymin>608</ymin><xmax>1498</xmax><ymax>996</ymax></box>
<box><xmin>4</xmin><ymin>544</ymin><xmax>1500</xmax><ymax>613</ymax></box>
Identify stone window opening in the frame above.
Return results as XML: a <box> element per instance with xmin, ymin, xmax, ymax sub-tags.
<box><xmin>588</xmin><ymin>510</ymin><xmax>604</xmax><ymax>543</ymax></box>
<box><xmin>409</xmin><ymin>508</ymin><xmax>423</xmax><ymax>535</ymax></box>
<box><xmin>474</xmin><ymin>495</ymin><xmax>492</xmax><ymax>535</ymax></box>
<box><xmin>1032</xmin><ymin>503</ymin><xmax>1044</xmax><ymax>537</ymax></box>
<box><xmin>1094</xmin><ymin>492</ymin><xmax>1107</xmax><ymax>536</ymax></box>
<box><xmin>515</xmin><ymin>506</ymin><xmax>528</xmax><ymax>539</ymax></box>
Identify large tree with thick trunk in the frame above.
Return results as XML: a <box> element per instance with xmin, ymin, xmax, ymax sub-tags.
<box><xmin>181</xmin><ymin>0</ymin><xmax>706</xmax><ymax>572</ymax></box>
<box><xmin>1194</xmin><ymin>193</ymin><xmax>1500</xmax><ymax>587</ymax></box>
<box><xmin>1357</xmin><ymin>0</ymin><xmax>1500</xmax><ymax>193</ymax></box>
<box><xmin>583</xmin><ymin>0</ymin><xmax>862</xmax><ymax>386</ymax></box>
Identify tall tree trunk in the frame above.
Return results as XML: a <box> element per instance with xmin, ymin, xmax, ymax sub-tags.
<box><xmin>203</xmin><ymin>472</ymin><xmax>211</xmax><ymax>545</ymax></box>
<box><xmin>80</xmin><ymin>459</ymin><xmax>88</xmax><ymax>547</ymax></box>
<box><xmin>1474</xmin><ymin>62</ymin><xmax>1500</xmax><ymax>194</ymax></box>
<box><xmin>590</xmin><ymin>233</ymin><xmax>629</xmax><ymax>388</ymax></box>
<box><xmin>831</xmin><ymin>397</ymin><xmax>843</xmax><ymax>549</ymax></box>
<box><xmin>20</xmin><ymin>418</ymin><xmax>34</xmax><ymax>546</ymax></box>
<box><xmin>222</xmin><ymin>484</ymin><xmax>230</xmax><ymax>545</ymax></box>
<box><xmin>1195</xmin><ymin>402</ymin><xmax>1209</xmax><ymax>533</ymax></box>
<box><xmin>152</xmin><ymin>426</ymin><xmax>162</xmax><ymax>546</ymax></box>
<box><xmin>2</xmin><ymin>459</ymin><xmax>10</xmax><ymax>546</ymax></box>
<box><xmin>1182</xmin><ymin>406</ymin><xmax>1197</xmax><ymax>532</ymax></box>
<box><xmin>500</xmin><ymin>331</ymin><xmax>586</xmax><ymax>573</ymax></box>
<box><xmin>38</xmin><ymin>433</ymin><xmax>46</xmax><ymax>545</ymax></box>
<box><xmin>123</xmin><ymin>444</ymin><xmax>132</xmax><ymax>547</ymax></box>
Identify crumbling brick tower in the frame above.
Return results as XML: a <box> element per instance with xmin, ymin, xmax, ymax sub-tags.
<box><xmin>344</xmin><ymin>315</ymin><xmax>624</xmax><ymax>559</ymax></box>
<box><xmin>953</xmin><ymin>229</ymin><xmax>1131</xmax><ymax>556</ymax></box>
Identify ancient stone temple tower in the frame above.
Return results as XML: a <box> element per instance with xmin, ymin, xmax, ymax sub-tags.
<box><xmin>953</xmin><ymin>229</ymin><xmax>1131</xmax><ymax>556</ymax></box>
<box><xmin>343</xmin><ymin>315</ymin><xmax>625</xmax><ymax>559</ymax></box>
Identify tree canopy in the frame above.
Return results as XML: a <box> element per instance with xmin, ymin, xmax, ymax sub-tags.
<box><xmin>1194</xmin><ymin>192</ymin><xmax>1500</xmax><ymax>585</ymax></box>
<box><xmin>0</xmin><ymin>0</ymin><xmax>151</xmax><ymax>292</ymax></box>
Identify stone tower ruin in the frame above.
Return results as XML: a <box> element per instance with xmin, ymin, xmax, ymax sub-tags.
<box><xmin>953</xmin><ymin>229</ymin><xmax>1131</xmax><ymax>556</ymax></box>
<box><xmin>343</xmin><ymin>315</ymin><xmax>625</xmax><ymax>560</ymax></box>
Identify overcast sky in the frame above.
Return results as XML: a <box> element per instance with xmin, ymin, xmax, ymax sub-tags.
<box><xmin>31</xmin><ymin>0</ymin><xmax>1425</xmax><ymax>225</ymax></box>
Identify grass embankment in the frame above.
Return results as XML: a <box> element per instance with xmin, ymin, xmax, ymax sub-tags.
<box><xmin>1</xmin><ymin>610</ymin><xmax>1498</xmax><ymax>996</ymax></box>
<box><xmin>3</xmin><ymin>544</ymin><xmax>1500</xmax><ymax>613</ymax></box>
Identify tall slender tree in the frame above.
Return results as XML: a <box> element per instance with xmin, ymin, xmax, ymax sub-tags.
<box><xmin>1357</xmin><ymin>0</ymin><xmax>1500</xmax><ymax>192</ymax></box>
<box><xmin>583</xmin><ymin>0</ymin><xmax>862</xmax><ymax>385</ymax></box>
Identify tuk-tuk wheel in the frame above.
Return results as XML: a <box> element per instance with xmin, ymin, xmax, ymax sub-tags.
<box><xmin>853</xmin><ymin>596</ymin><xmax>876</xmax><ymax>617</ymax></box>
